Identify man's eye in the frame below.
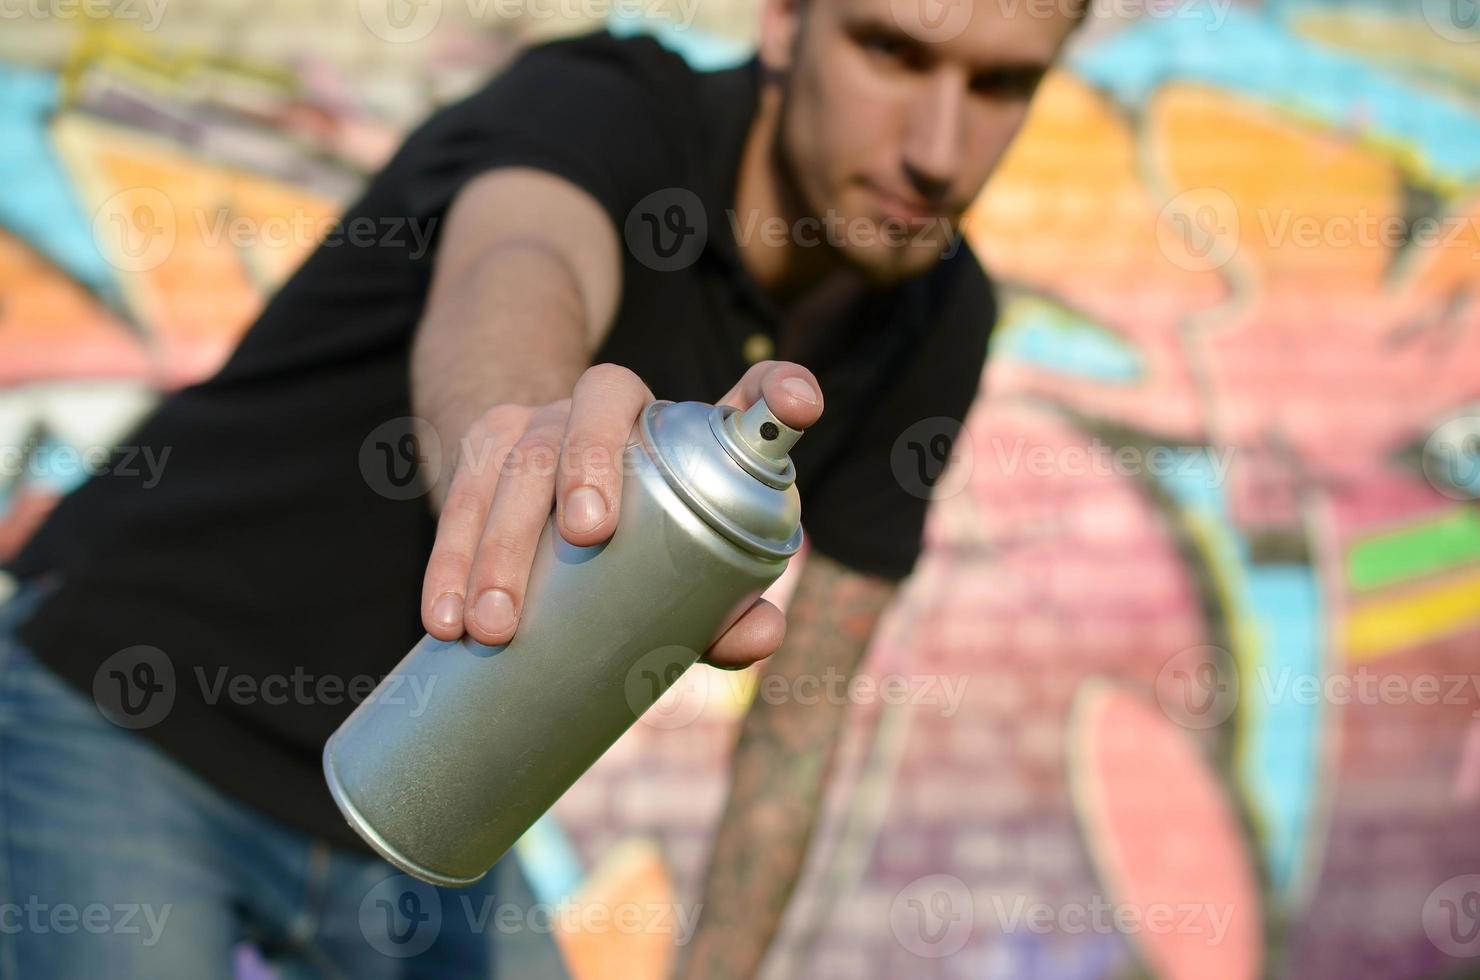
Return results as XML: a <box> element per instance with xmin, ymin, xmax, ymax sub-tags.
<box><xmin>860</xmin><ymin>34</ymin><xmax>927</xmax><ymax>69</ymax></box>
<box><xmin>970</xmin><ymin>72</ymin><xmax>1043</xmax><ymax>100</ymax></box>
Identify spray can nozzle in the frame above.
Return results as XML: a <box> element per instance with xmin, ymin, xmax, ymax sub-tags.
<box><xmin>709</xmin><ymin>398</ymin><xmax>802</xmax><ymax>490</ymax></box>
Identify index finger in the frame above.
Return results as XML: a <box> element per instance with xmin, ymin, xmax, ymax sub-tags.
<box><xmin>717</xmin><ymin>361</ymin><xmax>824</xmax><ymax>432</ymax></box>
<box><xmin>554</xmin><ymin>363</ymin><xmax>654</xmax><ymax>546</ymax></box>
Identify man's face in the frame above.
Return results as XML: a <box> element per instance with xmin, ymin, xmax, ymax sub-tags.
<box><xmin>764</xmin><ymin>0</ymin><xmax>1080</xmax><ymax>282</ymax></box>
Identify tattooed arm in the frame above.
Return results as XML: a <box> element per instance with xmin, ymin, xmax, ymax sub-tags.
<box><xmin>673</xmin><ymin>551</ymin><xmax>899</xmax><ymax>980</ymax></box>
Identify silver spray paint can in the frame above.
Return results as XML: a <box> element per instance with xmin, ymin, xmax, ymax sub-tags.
<box><xmin>324</xmin><ymin>397</ymin><xmax>804</xmax><ymax>886</ymax></box>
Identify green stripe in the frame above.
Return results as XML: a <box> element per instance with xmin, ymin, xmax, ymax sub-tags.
<box><xmin>1348</xmin><ymin>508</ymin><xmax>1480</xmax><ymax>591</ymax></box>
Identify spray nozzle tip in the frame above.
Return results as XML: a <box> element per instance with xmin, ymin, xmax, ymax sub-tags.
<box><xmin>735</xmin><ymin>398</ymin><xmax>803</xmax><ymax>462</ymax></box>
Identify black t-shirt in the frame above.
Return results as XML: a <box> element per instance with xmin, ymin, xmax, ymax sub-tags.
<box><xmin>7</xmin><ymin>31</ymin><xmax>995</xmax><ymax>851</ymax></box>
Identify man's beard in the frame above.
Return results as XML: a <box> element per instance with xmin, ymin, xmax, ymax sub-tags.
<box><xmin>770</xmin><ymin>92</ymin><xmax>960</xmax><ymax>287</ymax></box>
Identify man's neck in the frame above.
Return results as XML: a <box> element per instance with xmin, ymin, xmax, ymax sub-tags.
<box><xmin>733</xmin><ymin>83</ymin><xmax>845</xmax><ymax>306</ymax></box>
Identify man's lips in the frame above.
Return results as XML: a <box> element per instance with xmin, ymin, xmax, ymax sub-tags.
<box><xmin>868</xmin><ymin>183</ymin><xmax>943</xmax><ymax>222</ymax></box>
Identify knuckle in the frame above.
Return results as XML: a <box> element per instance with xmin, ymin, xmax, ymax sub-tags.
<box><xmin>535</xmin><ymin>398</ymin><xmax>572</xmax><ymax>422</ymax></box>
<box><xmin>562</xmin><ymin>438</ymin><xmax>616</xmax><ymax>481</ymax></box>
<box><xmin>441</xmin><ymin>485</ymin><xmax>486</xmax><ymax>522</ymax></box>
<box><xmin>458</xmin><ymin>430</ymin><xmax>511</xmax><ymax>477</ymax></box>
<box><xmin>475</xmin><ymin>529</ymin><xmax>529</xmax><ymax>580</ymax></box>
<box><xmin>424</xmin><ymin>549</ymin><xmax>472</xmax><ymax>585</ymax></box>
<box><xmin>478</xmin><ymin>403</ymin><xmax>525</xmax><ymax>432</ymax></box>
<box><xmin>526</xmin><ymin>401</ymin><xmax>571</xmax><ymax>437</ymax></box>
<box><xmin>583</xmin><ymin>362</ymin><xmax>635</xmax><ymax>386</ymax></box>
<box><xmin>510</xmin><ymin>433</ymin><xmax>560</xmax><ymax>476</ymax></box>
<box><xmin>580</xmin><ymin>362</ymin><xmax>640</xmax><ymax>396</ymax></box>
<box><xmin>513</xmin><ymin>425</ymin><xmax>559</xmax><ymax>454</ymax></box>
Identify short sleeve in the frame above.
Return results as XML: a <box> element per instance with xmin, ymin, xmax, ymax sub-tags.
<box><xmin>799</xmin><ymin>250</ymin><xmax>996</xmax><ymax>582</ymax></box>
<box><xmin>385</xmin><ymin>32</ymin><xmax>694</xmax><ymax>238</ymax></box>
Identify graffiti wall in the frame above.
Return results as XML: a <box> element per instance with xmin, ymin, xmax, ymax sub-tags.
<box><xmin>946</xmin><ymin>3</ymin><xmax>1480</xmax><ymax>976</ymax></box>
<box><xmin>1</xmin><ymin>1</ymin><xmax>1478</xmax><ymax>978</ymax></box>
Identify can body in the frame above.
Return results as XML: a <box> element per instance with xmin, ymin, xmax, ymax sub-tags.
<box><xmin>323</xmin><ymin>420</ymin><xmax>788</xmax><ymax>886</ymax></box>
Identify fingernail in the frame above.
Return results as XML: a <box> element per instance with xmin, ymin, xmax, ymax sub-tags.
<box><xmin>565</xmin><ymin>486</ymin><xmax>607</xmax><ymax>534</ymax></box>
<box><xmin>474</xmin><ymin>589</ymin><xmax>516</xmax><ymax>636</ymax></box>
<box><xmin>781</xmin><ymin>377</ymin><xmax>817</xmax><ymax>405</ymax></box>
<box><xmin>431</xmin><ymin>592</ymin><xmax>463</xmax><ymax>631</ymax></box>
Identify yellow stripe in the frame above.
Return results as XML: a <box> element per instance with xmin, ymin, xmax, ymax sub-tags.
<box><xmin>1344</xmin><ymin>572</ymin><xmax>1480</xmax><ymax>662</ymax></box>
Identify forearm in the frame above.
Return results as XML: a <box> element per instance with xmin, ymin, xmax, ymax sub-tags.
<box><xmin>411</xmin><ymin>242</ymin><xmax>591</xmax><ymax>505</ymax></box>
<box><xmin>408</xmin><ymin>168</ymin><xmax>623</xmax><ymax>510</ymax></box>
<box><xmin>677</xmin><ymin>553</ymin><xmax>898</xmax><ymax>980</ymax></box>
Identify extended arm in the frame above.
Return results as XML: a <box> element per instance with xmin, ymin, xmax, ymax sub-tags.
<box><xmin>676</xmin><ymin>551</ymin><xmax>899</xmax><ymax>979</ymax></box>
<box><xmin>410</xmin><ymin>165</ymin><xmax>622</xmax><ymax>508</ymax></box>
<box><xmin>409</xmin><ymin>165</ymin><xmax>817</xmax><ymax>664</ymax></box>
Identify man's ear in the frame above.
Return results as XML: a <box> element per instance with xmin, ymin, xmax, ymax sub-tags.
<box><xmin>757</xmin><ymin>0</ymin><xmax>804</xmax><ymax>73</ymax></box>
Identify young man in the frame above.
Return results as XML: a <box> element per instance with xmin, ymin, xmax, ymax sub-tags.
<box><xmin>0</xmin><ymin>0</ymin><xmax>1082</xmax><ymax>974</ymax></box>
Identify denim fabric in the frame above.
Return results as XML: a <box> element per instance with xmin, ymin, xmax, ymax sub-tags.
<box><xmin>0</xmin><ymin>586</ymin><xmax>567</xmax><ymax>980</ymax></box>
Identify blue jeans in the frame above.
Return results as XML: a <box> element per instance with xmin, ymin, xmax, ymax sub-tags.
<box><xmin>0</xmin><ymin>586</ymin><xmax>568</xmax><ymax>979</ymax></box>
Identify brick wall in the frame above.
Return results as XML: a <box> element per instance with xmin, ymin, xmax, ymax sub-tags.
<box><xmin>2</xmin><ymin>2</ymin><xmax>1479</xmax><ymax>978</ymax></box>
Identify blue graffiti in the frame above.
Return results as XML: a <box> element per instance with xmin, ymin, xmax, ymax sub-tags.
<box><xmin>1071</xmin><ymin>3</ymin><xmax>1480</xmax><ymax>186</ymax></box>
<box><xmin>996</xmin><ymin>297</ymin><xmax>1145</xmax><ymax>383</ymax></box>
<box><xmin>1155</xmin><ymin>451</ymin><xmax>1325</xmax><ymax>895</ymax></box>
<box><xmin>0</xmin><ymin>66</ymin><xmax>120</xmax><ymax>305</ymax></box>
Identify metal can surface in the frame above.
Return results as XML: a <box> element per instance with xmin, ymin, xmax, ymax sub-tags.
<box><xmin>324</xmin><ymin>398</ymin><xmax>804</xmax><ymax>885</ymax></box>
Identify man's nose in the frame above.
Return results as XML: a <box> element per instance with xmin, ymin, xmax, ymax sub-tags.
<box><xmin>901</xmin><ymin>73</ymin><xmax>964</xmax><ymax>195</ymax></box>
